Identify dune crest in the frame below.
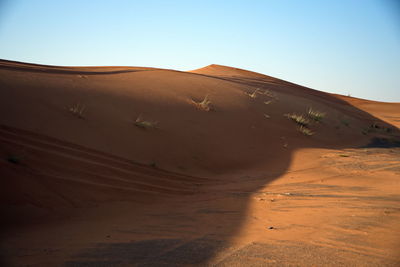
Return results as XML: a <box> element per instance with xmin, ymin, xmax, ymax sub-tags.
<box><xmin>190</xmin><ymin>64</ymin><xmax>272</xmax><ymax>78</ymax></box>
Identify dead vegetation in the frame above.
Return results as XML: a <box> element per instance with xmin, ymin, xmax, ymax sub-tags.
<box><xmin>245</xmin><ymin>88</ymin><xmax>259</xmax><ymax>98</ymax></box>
<box><xmin>284</xmin><ymin>107</ymin><xmax>327</xmax><ymax>136</ymax></box>
<box><xmin>362</xmin><ymin>123</ymin><xmax>395</xmax><ymax>136</ymax></box>
<box><xmin>245</xmin><ymin>88</ymin><xmax>278</xmax><ymax>105</ymax></box>
<box><xmin>307</xmin><ymin>108</ymin><xmax>325</xmax><ymax>122</ymax></box>
<box><xmin>341</xmin><ymin>119</ymin><xmax>350</xmax><ymax>127</ymax></box>
<box><xmin>68</xmin><ymin>103</ymin><xmax>86</xmax><ymax>119</ymax></box>
<box><xmin>261</xmin><ymin>89</ymin><xmax>278</xmax><ymax>99</ymax></box>
<box><xmin>285</xmin><ymin>113</ymin><xmax>310</xmax><ymax>126</ymax></box>
<box><xmin>285</xmin><ymin>109</ymin><xmax>323</xmax><ymax>136</ymax></box>
<box><xmin>298</xmin><ymin>126</ymin><xmax>314</xmax><ymax>136</ymax></box>
<box><xmin>134</xmin><ymin>115</ymin><xmax>158</xmax><ymax>129</ymax></box>
<box><xmin>191</xmin><ymin>95</ymin><xmax>212</xmax><ymax>111</ymax></box>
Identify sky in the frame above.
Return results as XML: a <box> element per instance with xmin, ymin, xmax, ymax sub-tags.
<box><xmin>0</xmin><ymin>0</ymin><xmax>399</xmax><ymax>102</ymax></box>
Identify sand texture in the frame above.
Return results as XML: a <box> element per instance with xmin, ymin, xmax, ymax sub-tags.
<box><xmin>1</xmin><ymin>60</ymin><xmax>399</xmax><ymax>266</ymax></box>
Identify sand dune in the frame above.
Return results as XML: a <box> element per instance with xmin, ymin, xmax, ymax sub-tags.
<box><xmin>0</xmin><ymin>59</ymin><xmax>399</xmax><ymax>266</ymax></box>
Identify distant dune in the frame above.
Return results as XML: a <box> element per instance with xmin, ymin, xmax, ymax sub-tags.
<box><xmin>1</xmin><ymin>60</ymin><xmax>399</xmax><ymax>266</ymax></box>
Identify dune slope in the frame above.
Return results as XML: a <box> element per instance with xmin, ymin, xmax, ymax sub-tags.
<box><xmin>0</xmin><ymin>60</ymin><xmax>399</xmax><ymax>266</ymax></box>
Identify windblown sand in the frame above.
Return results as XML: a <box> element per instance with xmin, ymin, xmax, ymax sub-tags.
<box><xmin>0</xmin><ymin>60</ymin><xmax>399</xmax><ymax>266</ymax></box>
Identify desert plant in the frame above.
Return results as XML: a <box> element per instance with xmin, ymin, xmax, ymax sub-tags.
<box><xmin>285</xmin><ymin>113</ymin><xmax>310</xmax><ymax>126</ymax></box>
<box><xmin>385</xmin><ymin>127</ymin><xmax>393</xmax><ymax>133</ymax></box>
<box><xmin>69</xmin><ymin>103</ymin><xmax>85</xmax><ymax>118</ymax></box>
<box><xmin>283</xmin><ymin>143</ymin><xmax>288</xmax><ymax>149</ymax></box>
<box><xmin>341</xmin><ymin>119</ymin><xmax>350</xmax><ymax>127</ymax></box>
<box><xmin>246</xmin><ymin>88</ymin><xmax>259</xmax><ymax>98</ymax></box>
<box><xmin>361</xmin><ymin>124</ymin><xmax>378</xmax><ymax>135</ymax></box>
<box><xmin>192</xmin><ymin>95</ymin><xmax>212</xmax><ymax>111</ymax></box>
<box><xmin>262</xmin><ymin>89</ymin><xmax>271</xmax><ymax>95</ymax></box>
<box><xmin>361</xmin><ymin>124</ymin><xmax>394</xmax><ymax>136</ymax></box>
<box><xmin>307</xmin><ymin>108</ymin><xmax>325</xmax><ymax>122</ymax></box>
<box><xmin>298</xmin><ymin>126</ymin><xmax>314</xmax><ymax>136</ymax></box>
<box><xmin>134</xmin><ymin>115</ymin><xmax>158</xmax><ymax>129</ymax></box>
<box><xmin>149</xmin><ymin>161</ymin><xmax>157</xmax><ymax>168</ymax></box>
<box><xmin>261</xmin><ymin>89</ymin><xmax>278</xmax><ymax>98</ymax></box>
<box><xmin>370</xmin><ymin>123</ymin><xmax>380</xmax><ymax>129</ymax></box>
<box><xmin>361</xmin><ymin>129</ymin><xmax>369</xmax><ymax>135</ymax></box>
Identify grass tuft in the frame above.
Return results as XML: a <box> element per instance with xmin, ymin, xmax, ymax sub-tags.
<box><xmin>341</xmin><ymin>119</ymin><xmax>350</xmax><ymax>127</ymax></box>
<box><xmin>362</xmin><ymin>129</ymin><xmax>369</xmax><ymax>135</ymax></box>
<box><xmin>285</xmin><ymin>113</ymin><xmax>310</xmax><ymax>126</ymax></box>
<box><xmin>134</xmin><ymin>115</ymin><xmax>158</xmax><ymax>129</ymax></box>
<box><xmin>149</xmin><ymin>161</ymin><xmax>157</xmax><ymax>168</ymax></box>
<box><xmin>283</xmin><ymin>143</ymin><xmax>288</xmax><ymax>148</ymax></box>
<box><xmin>246</xmin><ymin>89</ymin><xmax>259</xmax><ymax>98</ymax></box>
<box><xmin>307</xmin><ymin>108</ymin><xmax>325</xmax><ymax>122</ymax></box>
<box><xmin>298</xmin><ymin>126</ymin><xmax>314</xmax><ymax>136</ymax></box>
<box><xmin>262</xmin><ymin>89</ymin><xmax>278</xmax><ymax>99</ymax></box>
<box><xmin>192</xmin><ymin>95</ymin><xmax>212</xmax><ymax>111</ymax></box>
<box><xmin>68</xmin><ymin>103</ymin><xmax>86</xmax><ymax>119</ymax></box>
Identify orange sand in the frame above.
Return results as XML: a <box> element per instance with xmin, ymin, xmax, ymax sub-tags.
<box><xmin>0</xmin><ymin>60</ymin><xmax>399</xmax><ymax>266</ymax></box>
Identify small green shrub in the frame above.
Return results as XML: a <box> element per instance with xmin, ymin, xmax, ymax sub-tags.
<box><xmin>298</xmin><ymin>126</ymin><xmax>314</xmax><ymax>136</ymax></box>
<box><xmin>285</xmin><ymin>113</ymin><xmax>310</xmax><ymax>126</ymax></box>
<box><xmin>307</xmin><ymin>108</ymin><xmax>325</xmax><ymax>122</ymax></box>
<box><xmin>134</xmin><ymin>115</ymin><xmax>158</xmax><ymax>129</ymax></box>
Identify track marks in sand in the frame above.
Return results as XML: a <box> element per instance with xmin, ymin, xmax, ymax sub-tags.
<box><xmin>0</xmin><ymin>125</ymin><xmax>211</xmax><ymax>207</ymax></box>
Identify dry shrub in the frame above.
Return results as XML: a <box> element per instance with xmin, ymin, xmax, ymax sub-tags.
<box><xmin>285</xmin><ymin>113</ymin><xmax>310</xmax><ymax>126</ymax></box>
<box><xmin>134</xmin><ymin>115</ymin><xmax>158</xmax><ymax>129</ymax></box>
<box><xmin>192</xmin><ymin>95</ymin><xmax>212</xmax><ymax>111</ymax></box>
<box><xmin>69</xmin><ymin>103</ymin><xmax>86</xmax><ymax>118</ymax></box>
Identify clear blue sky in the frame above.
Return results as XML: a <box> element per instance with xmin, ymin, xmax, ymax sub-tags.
<box><xmin>0</xmin><ymin>0</ymin><xmax>399</xmax><ymax>102</ymax></box>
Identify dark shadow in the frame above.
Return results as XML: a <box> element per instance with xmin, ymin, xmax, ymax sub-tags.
<box><xmin>65</xmin><ymin>238</ymin><xmax>225</xmax><ymax>267</ymax></box>
<box><xmin>363</xmin><ymin>137</ymin><xmax>400</xmax><ymax>148</ymax></box>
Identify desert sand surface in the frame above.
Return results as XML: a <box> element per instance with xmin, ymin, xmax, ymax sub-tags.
<box><xmin>0</xmin><ymin>59</ymin><xmax>399</xmax><ymax>266</ymax></box>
